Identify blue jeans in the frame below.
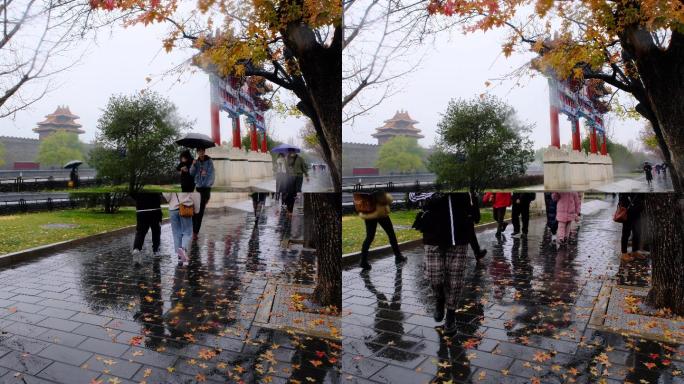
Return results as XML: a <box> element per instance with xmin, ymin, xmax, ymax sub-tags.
<box><xmin>170</xmin><ymin>209</ymin><xmax>192</xmax><ymax>252</ymax></box>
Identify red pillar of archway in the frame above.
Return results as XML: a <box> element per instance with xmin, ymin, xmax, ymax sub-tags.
<box><xmin>232</xmin><ymin>117</ymin><xmax>241</xmax><ymax>148</ymax></box>
<box><xmin>250</xmin><ymin>124</ymin><xmax>258</xmax><ymax>152</ymax></box>
<box><xmin>550</xmin><ymin>105</ymin><xmax>560</xmax><ymax>148</ymax></box>
<box><xmin>261</xmin><ymin>131</ymin><xmax>268</xmax><ymax>152</ymax></box>
<box><xmin>600</xmin><ymin>132</ymin><xmax>608</xmax><ymax>155</ymax></box>
<box><xmin>589</xmin><ymin>127</ymin><xmax>598</xmax><ymax>154</ymax></box>
<box><xmin>210</xmin><ymin>82</ymin><xmax>221</xmax><ymax>145</ymax></box>
<box><xmin>571</xmin><ymin>118</ymin><xmax>582</xmax><ymax>151</ymax></box>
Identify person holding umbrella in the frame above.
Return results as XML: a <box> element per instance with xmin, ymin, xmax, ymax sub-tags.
<box><xmin>64</xmin><ymin>160</ymin><xmax>82</xmax><ymax>189</ymax></box>
<box><xmin>176</xmin><ymin>133</ymin><xmax>216</xmax><ymax>240</ymax></box>
<box><xmin>286</xmin><ymin>147</ymin><xmax>309</xmax><ymax>194</ymax></box>
<box><xmin>189</xmin><ymin>147</ymin><xmax>214</xmax><ymax>238</ymax></box>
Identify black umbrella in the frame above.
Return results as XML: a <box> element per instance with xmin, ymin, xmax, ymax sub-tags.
<box><xmin>176</xmin><ymin>133</ymin><xmax>216</xmax><ymax>149</ymax></box>
<box><xmin>64</xmin><ymin>160</ymin><xmax>83</xmax><ymax>169</ymax></box>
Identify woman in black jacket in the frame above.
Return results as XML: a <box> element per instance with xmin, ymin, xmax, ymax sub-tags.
<box><xmin>411</xmin><ymin>193</ymin><xmax>471</xmax><ymax>333</ymax></box>
<box><xmin>618</xmin><ymin>193</ymin><xmax>645</xmax><ymax>261</ymax></box>
<box><xmin>177</xmin><ymin>150</ymin><xmax>195</xmax><ymax>193</ymax></box>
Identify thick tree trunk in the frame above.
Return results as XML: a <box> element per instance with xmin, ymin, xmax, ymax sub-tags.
<box><xmin>306</xmin><ymin>193</ymin><xmax>342</xmax><ymax>310</ymax></box>
<box><xmin>283</xmin><ymin>24</ymin><xmax>342</xmax><ymax>191</ymax></box>
<box><xmin>627</xmin><ymin>30</ymin><xmax>684</xmax><ymax>193</ymax></box>
<box><xmin>644</xmin><ymin>193</ymin><xmax>684</xmax><ymax>315</ymax></box>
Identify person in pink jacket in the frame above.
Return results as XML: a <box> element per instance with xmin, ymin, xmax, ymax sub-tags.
<box><xmin>552</xmin><ymin>192</ymin><xmax>581</xmax><ymax>246</ymax></box>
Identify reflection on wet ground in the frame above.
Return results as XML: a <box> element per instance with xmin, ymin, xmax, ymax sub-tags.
<box><xmin>342</xmin><ymin>197</ymin><xmax>684</xmax><ymax>383</ymax></box>
<box><xmin>0</xmin><ymin>197</ymin><xmax>339</xmax><ymax>383</ymax></box>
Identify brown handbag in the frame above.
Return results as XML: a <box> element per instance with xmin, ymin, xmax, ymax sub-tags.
<box><xmin>613</xmin><ymin>205</ymin><xmax>628</xmax><ymax>223</ymax></box>
<box><xmin>176</xmin><ymin>194</ymin><xmax>195</xmax><ymax>217</ymax></box>
<box><xmin>353</xmin><ymin>193</ymin><xmax>376</xmax><ymax>213</ymax></box>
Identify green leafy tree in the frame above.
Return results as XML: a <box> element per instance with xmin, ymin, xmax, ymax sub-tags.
<box><xmin>429</xmin><ymin>95</ymin><xmax>534</xmax><ymax>192</ymax></box>
<box><xmin>581</xmin><ymin>136</ymin><xmax>647</xmax><ymax>173</ymax></box>
<box><xmin>240</xmin><ymin>132</ymin><xmax>281</xmax><ymax>155</ymax></box>
<box><xmin>89</xmin><ymin>92</ymin><xmax>189</xmax><ymax>194</ymax></box>
<box><xmin>37</xmin><ymin>131</ymin><xmax>85</xmax><ymax>168</ymax></box>
<box><xmin>376</xmin><ymin>136</ymin><xmax>425</xmax><ymax>174</ymax></box>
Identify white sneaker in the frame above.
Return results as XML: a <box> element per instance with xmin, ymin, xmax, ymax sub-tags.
<box><xmin>132</xmin><ymin>249</ymin><xmax>142</xmax><ymax>264</ymax></box>
<box><xmin>177</xmin><ymin>248</ymin><xmax>188</xmax><ymax>265</ymax></box>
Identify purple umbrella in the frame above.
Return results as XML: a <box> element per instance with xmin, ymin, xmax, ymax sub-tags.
<box><xmin>271</xmin><ymin>144</ymin><xmax>301</xmax><ymax>154</ymax></box>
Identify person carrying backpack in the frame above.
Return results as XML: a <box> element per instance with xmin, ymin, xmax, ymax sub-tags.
<box><xmin>355</xmin><ymin>191</ymin><xmax>405</xmax><ymax>270</ymax></box>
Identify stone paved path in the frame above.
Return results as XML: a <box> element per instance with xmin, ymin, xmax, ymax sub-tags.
<box><xmin>342</xmin><ymin>197</ymin><xmax>684</xmax><ymax>384</ymax></box>
<box><xmin>591</xmin><ymin>173</ymin><xmax>673</xmax><ymax>193</ymax></box>
<box><xmin>0</xmin><ymin>197</ymin><xmax>340</xmax><ymax>383</ymax></box>
<box><xmin>255</xmin><ymin>170</ymin><xmax>334</xmax><ymax>193</ymax></box>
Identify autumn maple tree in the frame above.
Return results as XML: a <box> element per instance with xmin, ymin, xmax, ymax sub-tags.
<box><xmin>90</xmin><ymin>0</ymin><xmax>342</xmax><ymax>308</ymax></box>
<box><xmin>421</xmin><ymin>0</ymin><xmax>684</xmax><ymax>314</ymax></box>
<box><xmin>90</xmin><ymin>0</ymin><xmax>342</xmax><ymax>191</ymax></box>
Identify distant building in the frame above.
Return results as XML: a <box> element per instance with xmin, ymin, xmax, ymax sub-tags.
<box><xmin>371</xmin><ymin>110</ymin><xmax>424</xmax><ymax>145</ymax></box>
<box><xmin>0</xmin><ymin>106</ymin><xmax>90</xmax><ymax>170</ymax></box>
<box><xmin>0</xmin><ymin>136</ymin><xmax>41</xmax><ymax>170</ymax></box>
<box><xmin>33</xmin><ymin>105</ymin><xmax>84</xmax><ymax>140</ymax></box>
<box><xmin>343</xmin><ymin>110</ymin><xmax>430</xmax><ymax>176</ymax></box>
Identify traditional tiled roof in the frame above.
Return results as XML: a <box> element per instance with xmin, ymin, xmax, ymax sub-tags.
<box><xmin>34</xmin><ymin>105</ymin><xmax>84</xmax><ymax>133</ymax></box>
<box><xmin>372</xmin><ymin>110</ymin><xmax>424</xmax><ymax>139</ymax></box>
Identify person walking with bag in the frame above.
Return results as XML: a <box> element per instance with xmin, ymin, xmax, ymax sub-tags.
<box><xmin>483</xmin><ymin>192</ymin><xmax>512</xmax><ymax>236</ymax></box>
<box><xmin>131</xmin><ymin>192</ymin><xmax>163</xmax><ymax>264</ymax></box>
<box><xmin>163</xmin><ymin>192</ymin><xmax>201</xmax><ymax>266</ymax></box>
<box><xmin>189</xmin><ymin>148</ymin><xmax>215</xmax><ymax>239</ymax></box>
<box><xmin>552</xmin><ymin>192</ymin><xmax>581</xmax><ymax>247</ymax></box>
<box><xmin>355</xmin><ymin>191</ymin><xmax>405</xmax><ymax>270</ymax></box>
<box><xmin>411</xmin><ymin>193</ymin><xmax>472</xmax><ymax>334</ymax></box>
<box><xmin>615</xmin><ymin>193</ymin><xmax>645</xmax><ymax>262</ymax></box>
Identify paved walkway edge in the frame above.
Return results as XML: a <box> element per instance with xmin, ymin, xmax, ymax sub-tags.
<box><xmin>0</xmin><ymin>218</ymin><xmax>171</xmax><ymax>268</ymax></box>
<box><xmin>342</xmin><ymin>221</ymin><xmax>501</xmax><ymax>267</ymax></box>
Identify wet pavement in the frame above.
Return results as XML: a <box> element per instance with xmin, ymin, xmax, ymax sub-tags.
<box><xmin>342</xmin><ymin>197</ymin><xmax>684</xmax><ymax>383</ymax></box>
<box><xmin>0</xmin><ymin>197</ymin><xmax>340</xmax><ymax>383</ymax></box>
<box><xmin>256</xmin><ymin>169</ymin><xmax>335</xmax><ymax>193</ymax></box>
<box><xmin>592</xmin><ymin>173</ymin><xmax>674</xmax><ymax>193</ymax></box>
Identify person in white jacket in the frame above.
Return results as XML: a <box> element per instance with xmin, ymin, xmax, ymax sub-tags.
<box><xmin>163</xmin><ymin>192</ymin><xmax>201</xmax><ymax>266</ymax></box>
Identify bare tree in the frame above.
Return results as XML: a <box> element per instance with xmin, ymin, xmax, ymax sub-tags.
<box><xmin>0</xmin><ymin>0</ymin><xmax>127</xmax><ymax>118</ymax></box>
<box><xmin>342</xmin><ymin>0</ymin><xmax>466</xmax><ymax>124</ymax></box>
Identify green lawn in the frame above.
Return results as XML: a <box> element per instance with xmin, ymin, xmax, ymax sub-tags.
<box><xmin>342</xmin><ymin>208</ymin><xmax>503</xmax><ymax>255</ymax></box>
<box><xmin>0</xmin><ymin>207</ymin><xmax>163</xmax><ymax>255</ymax></box>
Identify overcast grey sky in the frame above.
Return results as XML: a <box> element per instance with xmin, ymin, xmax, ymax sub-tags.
<box><xmin>0</xmin><ymin>22</ymin><xmax>304</xmax><ymax>145</ymax></box>
<box><xmin>343</xmin><ymin>27</ymin><xmax>646</xmax><ymax>150</ymax></box>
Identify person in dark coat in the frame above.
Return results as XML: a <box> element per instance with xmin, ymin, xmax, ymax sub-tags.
<box><xmin>618</xmin><ymin>193</ymin><xmax>645</xmax><ymax>262</ymax></box>
<box><xmin>544</xmin><ymin>193</ymin><xmax>558</xmax><ymax>241</ymax></box>
<box><xmin>643</xmin><ymin>162</ymin><xmax>653</xmax><ymax>185</ymax></box>
<box><xmin>131</xmin><ymin>192</ymin><xmax>163</xmax><ymax>264</ymax></box>
<box><xmin>176</xmin><ymin>150</ymin><xmax>195</xmax><ymax>193</ymax></box>
<box><xmin>511</xmin><ymin>193</ymin><xmax>536</xmax><ymax>237</ymax></box>
<box><xmin>411</xmin><ymin>193</ymin><xmax>472</xmax><ymax>333</ymax></box>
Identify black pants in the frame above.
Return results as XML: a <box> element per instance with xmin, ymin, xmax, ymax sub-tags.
<box><xmin>493</xmin><ymin>207</ymin><xmax>507</xmax><ymax>231</ymax></box>
<box><xmin>512</xmin><ymin>202</ymin><xmax>530</xmax><ymax>234</ymax></box>
<box><xmin>362</xmin><ymin>217</ymin><xmax>401</xmax><ymax>259</ymax></box>
<box><xmin>621</xmin><ymin>218</ymin><xmax>641</xmax><ymax>253</ymax></box>
<box><xmin>283</xmin><ymin>192</ymin><xmax>296</xmax><ymax>213</ymax></box>
<box><xmin>133</xmin><ymin>210</ymin><xmax>162</xmax><ymax>252</ymax></box>
<box><xmin>192</xmin><ymin>187</ymin><xmax>211</xmax><ymax>234</ymax></box>
<box><xmin>467</xmin><ymin>222</ymin><xmax>482</xmax><ymax>254</ymax></box>
<box><xmin>294</xmin><ymin>175</ymin><xmax>304</xmax><ymax>193</ymax></box>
